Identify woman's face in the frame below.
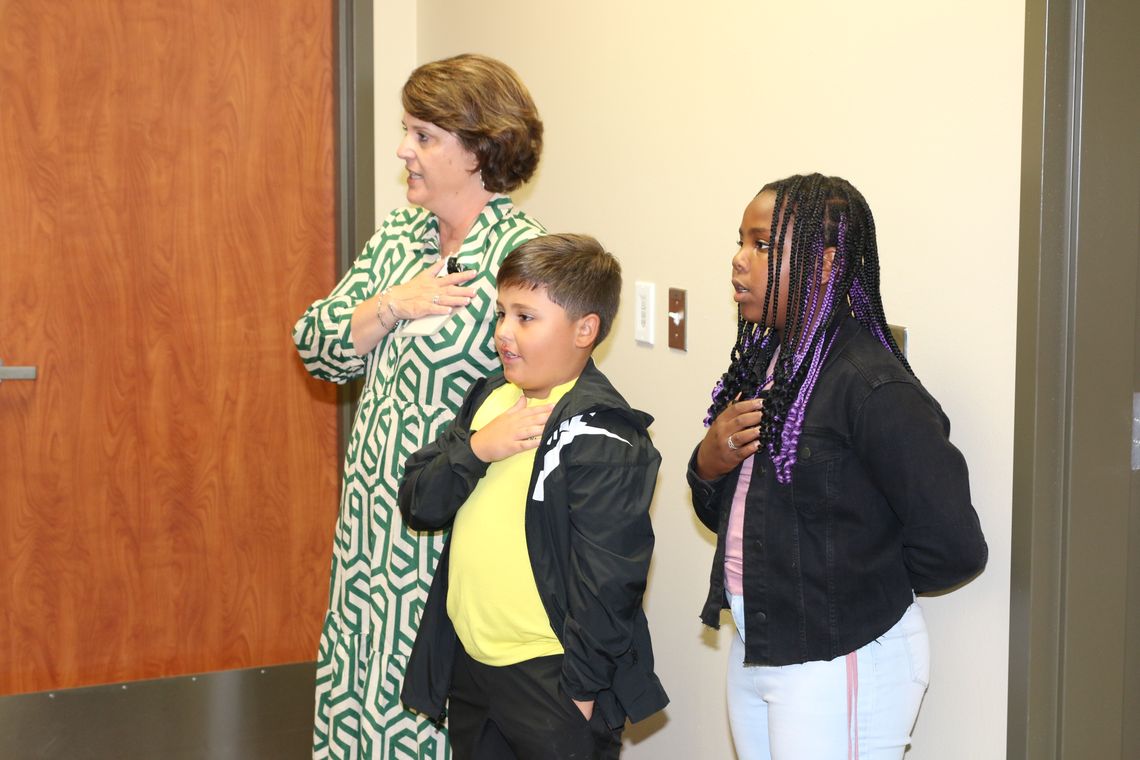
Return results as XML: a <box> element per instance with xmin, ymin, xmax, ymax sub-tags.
<box><xmin>732</xmin><ymin>190</ymin><xmax>792</xmax><ymax>332</ymax></box>
<box><xmin>396</xmin><ymin>113</ymin><xmax>483</xmax><ymax>214</ymax></box>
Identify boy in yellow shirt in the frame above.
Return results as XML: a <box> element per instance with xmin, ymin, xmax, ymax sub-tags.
<box><xmin>399</xmin><ymin>233</ymin><xmax>668</xmax><ymax>759</ymax></box>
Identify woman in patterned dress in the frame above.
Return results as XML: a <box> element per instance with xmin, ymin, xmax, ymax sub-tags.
<box><xmin>293</xmin><ymin>54</ymin><xmax>545</xmax><ymax>760</ymax></box>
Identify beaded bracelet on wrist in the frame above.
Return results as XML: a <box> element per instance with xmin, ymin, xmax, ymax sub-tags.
<box><xmin>376</xmin><ymin>288</ymin><xmax>395</xmax><ymax>330</ymax></box>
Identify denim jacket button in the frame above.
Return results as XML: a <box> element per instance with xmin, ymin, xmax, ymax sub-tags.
<box><xmin>802</xmin><ymin>446</ymin><xmax>812</xmax><ymax>458</ymax></box>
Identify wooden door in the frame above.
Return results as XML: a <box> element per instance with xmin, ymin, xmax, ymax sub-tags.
<box><xmin>0</xmin><ymin>0</ymin><xmax>340</xmax><ymax>694</ymax></box>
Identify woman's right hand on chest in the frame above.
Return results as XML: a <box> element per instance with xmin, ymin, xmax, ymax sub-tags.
<box><xmin>349</xmin><ymin>259</ymin><xmax>478</xmax><ymax>355</ymax></box>
<box><xmin>695</xmin><ymin>398</ymin><xmax>764</xmax><ymax>481</ymax></box>
<box><xmin>386</xmin><ymin>258</ymin><xmax>478</xmax><ymax>321</ymax></box>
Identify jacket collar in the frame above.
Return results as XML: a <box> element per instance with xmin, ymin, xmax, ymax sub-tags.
<box><xmin>480</xmin><ymin>358</ymin><xmax>654</xmax><ymax>433</ymax></box>
<box><xmin>550</xmin><ymin>358</ymin><xmax>654</xmax><ymax>432</ymax></box>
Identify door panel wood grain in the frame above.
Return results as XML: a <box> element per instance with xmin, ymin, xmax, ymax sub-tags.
<box><xmin>0</xmin><ymin>0</ymin><xmax>339</xmax><ymax>694</ymax></box>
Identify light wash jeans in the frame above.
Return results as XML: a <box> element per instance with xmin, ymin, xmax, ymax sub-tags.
<box><xmin>725</xmin><ymin>590</ymin><xmax>929</xmax><ymax>760</ymax></box>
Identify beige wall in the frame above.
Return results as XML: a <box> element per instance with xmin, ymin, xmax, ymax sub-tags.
<box><xmin>381</xmin><ymin>2</ymin><xmax>1023</xmax><ymax>757</ymax></box>
<box><xmin>374</xmin><ymin>0</ymin><xmax>417</xmax><ymax>218</ymax></box>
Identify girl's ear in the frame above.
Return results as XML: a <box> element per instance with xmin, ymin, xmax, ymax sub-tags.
<box><xmin>821</xmin><ymin>247</ymin><xmax>837</xmax><ymax>285</ymax></box>
<box><xmin>574</xmin><ymin>313</ymin><xmax>601</xmax><ymax>349</ymax></box>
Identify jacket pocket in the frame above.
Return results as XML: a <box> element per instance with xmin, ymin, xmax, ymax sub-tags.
<box><xmin>789</xmin><ymin>432</ymin><xmax>844</xmax><ymax>518</ymax></box>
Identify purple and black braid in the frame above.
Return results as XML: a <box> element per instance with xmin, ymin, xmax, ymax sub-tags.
<box><xmin>706</xmin><ymin>174</ymin><xmax>912</xmax><ymax>483</ymax></box>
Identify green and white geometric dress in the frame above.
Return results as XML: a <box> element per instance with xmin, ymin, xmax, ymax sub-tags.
<box><xmin>293</xmin><ymin>196</ymin><xmax>544</xmax><ymax>760</ymax></box>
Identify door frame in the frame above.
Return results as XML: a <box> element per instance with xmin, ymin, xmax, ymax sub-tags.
<box><xmin>335</xmin><ymin>0</ymin><xmax>375</xmax><ymax>451</ymax></box>
<box><xmin>1008</xmin><ymin>0</ymin><xmax>1140</xmax><ymax>757</ymax></box>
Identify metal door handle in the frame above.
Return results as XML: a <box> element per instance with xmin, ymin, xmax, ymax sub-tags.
<box><xmin>0</xmin><ymin>359</ymin><xmax>37</xmax><ymax>382</ymax></box>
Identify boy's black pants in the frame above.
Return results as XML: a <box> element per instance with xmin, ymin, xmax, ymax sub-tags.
<box><xmin>448</xmin><ymin>648</ymin><xmax>623</xmax><ymax>760</ymax></box>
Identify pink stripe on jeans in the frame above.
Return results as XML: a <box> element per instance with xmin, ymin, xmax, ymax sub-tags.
<box><xmin>846</xmin><ymin>651</ymin><xmax>859</xmax><ymax>759</ymax></box>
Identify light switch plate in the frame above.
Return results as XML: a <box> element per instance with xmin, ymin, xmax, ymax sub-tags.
<box><xmin>668</xmin><ymin>288</ymin><xmax>687</xmax><ymax>350</ymax></box>
<box><xmin>635</xmin><ymin>281</ymin><xmax>655</xmax><ymax>344</ymax></box>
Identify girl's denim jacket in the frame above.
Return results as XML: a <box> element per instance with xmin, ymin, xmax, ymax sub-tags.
<box><xmin>689</xmin><ymin>318</ymin><xmax>988</xmax><ymax>666</ymax></box>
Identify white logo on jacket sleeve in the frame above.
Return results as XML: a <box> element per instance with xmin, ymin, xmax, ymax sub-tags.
<box><xmin>532</xmin><ymin>413</ymin><xmax>631</xmax><ymax>502</ymax></box>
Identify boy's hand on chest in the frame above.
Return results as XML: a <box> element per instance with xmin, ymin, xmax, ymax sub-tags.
<box><xmin>470</xmin><ymin>395</ymin><xmax>553</xmax><ymax>463</ymax></box>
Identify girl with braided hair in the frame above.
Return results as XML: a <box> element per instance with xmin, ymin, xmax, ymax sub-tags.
<box><xmin>688</xmin><ymin>174</ymin><xmax>988</xmax><ymax>759</ymax></box>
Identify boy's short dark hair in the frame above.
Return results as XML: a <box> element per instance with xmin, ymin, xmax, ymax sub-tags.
<box><xmin>497</xmin><ymin>233</ymin><xmax>621</xmax><ymax>346</ymax></box>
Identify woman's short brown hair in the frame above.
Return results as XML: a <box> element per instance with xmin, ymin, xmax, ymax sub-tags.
<box><xmin>402</xmin><ymin>54</ymin><xmax>542</xmax><ymax>193</ymax></box>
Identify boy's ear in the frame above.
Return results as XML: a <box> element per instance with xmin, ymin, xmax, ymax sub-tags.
<box><xmin>573</xmin><ymin>313</ymin><xmax>601</xmax><ymax>349</ymax></box>
<box><xmin>821</xmin><ymin>246</ymin><xmax>836</xmax><ymax>284</ymax></box>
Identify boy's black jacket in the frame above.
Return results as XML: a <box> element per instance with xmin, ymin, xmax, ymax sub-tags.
<box><xmin>398</xmin><ymin>358</ymin><xmax>669</xmax><ymax>729</ymax></box>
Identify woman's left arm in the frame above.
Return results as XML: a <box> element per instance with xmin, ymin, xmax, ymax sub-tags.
<box><xmin>854</xmin><ymin>382</ymin><xmax>988</xmax><ymax>593</ymax></box>
<box><xmin>292</xmin><ymin>228</ymin><xmax>388</xmax><ymax>383</ymax></box>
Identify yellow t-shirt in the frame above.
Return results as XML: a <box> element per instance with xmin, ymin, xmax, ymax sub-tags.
<box><xmin>447</xmin><ymin>378</ymin><xmax>576</xmax><ymax>666</ymax></box>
